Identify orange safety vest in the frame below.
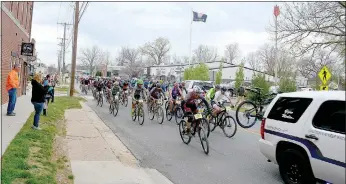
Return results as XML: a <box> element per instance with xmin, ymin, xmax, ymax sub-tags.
<box><xmin>6</xmin><ymin>70</ymin><xmax>19</xmax><ymax>91</ymax></box>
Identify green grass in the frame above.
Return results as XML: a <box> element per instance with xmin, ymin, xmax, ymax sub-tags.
<box><xmin>68</xmin><ymin>175</ymin><xmax>74</xmax><ymax>180</ymax></box>
<box><xmin>54</xmin><ymin>86</ymin><xmax>79</xmax><ymax>94</ymax></box>
<box><xmin>1</xmin><ymin>96</ymin><xmax>85</xmax><ymax>184</ymax></box>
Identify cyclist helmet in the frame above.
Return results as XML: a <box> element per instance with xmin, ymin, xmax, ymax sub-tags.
<box><xmin>137</xmin><ymin>79</ymin><xmax>144</xmax><ymax>85</ymax></box>
<box><xmin>221</xmin><ymin>87</ymin><xmax>227</xmax><ymax>92</ymax></box>
<box><xmin>114</xmin><ymin>81</ymin><xmax>119</xmax><ymax>86</ymax></box>
<box><xmin>215</xmin><ymin>85</ymin><xmax>221</xmax><ymax>89</ymax></box>
<box><xmin>156</xmin><ymin>83</ymin><xmax>161</xmax><ymax>88</ymax></box>
<box><xmin>193</xmin><ymin>86</ymin><xmax>201</xmax><ymax>93</ymax></box>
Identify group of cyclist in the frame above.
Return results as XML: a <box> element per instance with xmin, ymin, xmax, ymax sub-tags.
<box><xmin>79</xmin><ymin>76</ymin><xmax>236</xmax><ymax>136</ymax></box>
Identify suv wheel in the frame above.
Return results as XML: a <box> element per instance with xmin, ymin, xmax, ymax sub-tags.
<box><xmin>278</xmin><ymin>149</ymin><xmax>315</xmax><ymax>184</ymax></box>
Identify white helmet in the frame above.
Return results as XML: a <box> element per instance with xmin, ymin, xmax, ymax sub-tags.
<box><xmin>114</xmin><ymin>81</ymin><xmax>119</xmax><ymax>86</ymax></box>
<box><xmin>193</xmin><ymin>86</ymin><xmax>200</xmax><ymax>93</ymax></box>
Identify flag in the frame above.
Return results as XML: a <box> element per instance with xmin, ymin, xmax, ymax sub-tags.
<box><xmin>274</xmin><ymin>5</ymin><xmax>280</xmax><ymax>17</ymax></box>
<box><xmin>192</xmin><ymin>11</ymin><xmax>207</xmax><ymax>22</ymax></box>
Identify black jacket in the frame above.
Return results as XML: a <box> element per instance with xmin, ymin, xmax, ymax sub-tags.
<box><xmin>31</xmin><ymin>79</ymin><xmax>47</xmax><ymax>103</ymax></box>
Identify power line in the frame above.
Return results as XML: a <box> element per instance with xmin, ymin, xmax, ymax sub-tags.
<box><xmin>79</xmin><ymin>2</ymin><xmax>89</xmax><ymax>23</ymax></box>
<box><xmin>65</xmin><ymin>2</ymin><xmax>89</xmax><ymax>51</ymax></box>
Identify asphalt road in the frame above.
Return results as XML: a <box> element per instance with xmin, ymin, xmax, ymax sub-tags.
<box><xmin>82</xmin><ymin>93</ymin><xmax>283</xmax><ymax>184</ymax></box>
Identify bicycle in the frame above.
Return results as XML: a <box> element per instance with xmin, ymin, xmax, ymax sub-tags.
<box><xmin>97</xmin><ymin>91</ymin><xmax>104</xmax><ymax>107</ymax></box>
<box><xmin>207</xmin><ymin>101</ymin><xmax>237</xmax><ymax>138</ymax></box>
<box><xmin>166</xmin><ymin>97</ymin><xmax>185</xmax><ymax>125</ymax></box>
<box><xmin>82</xmin><ymin>84</ymin><xmax>88</xmax><ymax>95</ymax></box>
<box><xmin>148</xmin><ymin>98</ymin><xmax>164</xmax><ymax>124</ymax></box>
<box><xmin>119</xmin><ymin>90</ymin><xmax>129</xmax><ymax>107</ymax></box>
<box><xmin>235</xmin><ymin>87</ymin><xmax>277</xmax><ymax>128</ymax></box>
<box><xmin>132</xmin><ymin>98</ymin><xmax>145</xmax><ymax>125</ymax></box>
<box><xmin>178</xmin><ymin>109</ymin><xmax>210</xmax><ymax>155</ymax></box>
<box><xmin>109</xmin><ymin>93</ymin><xmax>120</xmax><ymax>117</ymax></box>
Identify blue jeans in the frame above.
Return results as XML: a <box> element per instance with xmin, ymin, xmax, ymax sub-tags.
<box><xmin>32</xmin><ymin>102</ymin><xmax>43</xmax><ymax>127</ymax></box>
<box><xmin>7</xmin><ymin>88</ymin><xmax>17</xmax><ymax>114</ymax></box>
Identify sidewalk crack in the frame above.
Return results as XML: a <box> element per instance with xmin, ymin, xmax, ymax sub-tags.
<box><xmin>66</xmin><ymin>135</ymin><xmax>98</xmax><ymax>139</ymax></box>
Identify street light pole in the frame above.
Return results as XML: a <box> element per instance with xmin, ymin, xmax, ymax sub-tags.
<box><xmin>69</xmin><ymin>2</ymin><xmax>79</xmax><ymax>96</ymax></box>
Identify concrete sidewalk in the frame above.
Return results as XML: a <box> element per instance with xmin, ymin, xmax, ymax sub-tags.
<box><xmin>1</xmin><ymin>90</ymin><xmax>33</xmax><ymax>156</ymax></box>
<box><xmin>65</xmin><ymin>102</ymin><xmax>174</xmax><ymax>184</ymax></box>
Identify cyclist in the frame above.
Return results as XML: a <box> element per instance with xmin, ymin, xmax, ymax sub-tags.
<box><xmin>181</xmin><ymin>86</ymin><xmax>211</xmax><ymax>136</ymax></box>
<box><xmin>179</xmin><ymin>82</ymin><xmax>187</xmax><ymax>95</ymax></box>
<box><xmin>149</xmin><ymin>83</ymin><xmax>166</xmax><ymax>112</ymax></box>
<box><xmin>131</xmin><ymin>79</ymin><xmax>146</xmax><ymax>115</ymax></box>
<box><xmin>211</xmin><ymin>87</ymin><xmax>234</xmax><ymax>116</ymax></box>
<box><xmin>206</xmin><ymin>85</ymin><xmax>220</xmax><ymax>103</ymax></box>
<box><xmin>112</xmin><ymin>81</ymin><xmax>121</xmax><ymax>101</ymax></box>
<box><xmin>144</xmin><ymin>79</ymin><xmax>149</xmax><ymax>89</ymax></box>
<box><xmin>168</xmin><ymin>82</ymin><xmax>183</xmax><ymax>114</ymax></box>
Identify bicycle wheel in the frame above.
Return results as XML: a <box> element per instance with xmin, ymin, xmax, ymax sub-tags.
<box><xmin>148</xmin><ymin>105</ymin><xmax>155</xmax><ymax>120</ymax></box>
<box><xmin>138</xmin><ymin>106</ymin><xmax>145</xmax><ymax>125</ymax></box>
<box><xmin>165</xmin><ymin>100</ymin><xmax>169</xmax><ymax>110</ymax></box>
<box><xmin>124</xmin><ymin>97</ymin><xmax>128</xmax><ymax>107</ymax></box>
<box><xmin>200</xmin><ymin>118</ymin><xmax>210</xmax><ymax>138</ymax></box>
<box><xmin>157</xmin><ymin>107</ymin><xmax>164</xmax><ymax>124</ymax></box>
<box><xmin>166</xmin><ymin>106</ymin><xmax>173</xmax><ymax>121</ymax></box>
<box><xmin>209</xmin><ymin>116</ymin><xmax>218</xmax><ymax>132</ymax></box>
<box><xmin>113</xmin><ymin>101</ymin><xmax>119</xmax><ymax>117</ymax></box>
<box><xmin>132</xmin><ymin>106</ymin><xmax>137</xmax><ymax>121</ymax></box>
<box><xmin>109</xmin><ymin>103</ymin><xmax>114</xmax><ymax>114</ymax></box>
<box><xmin>235</xmin><ymin>100</ymin><xmax>258</xmax><ymax>128</ymax></box>
<box><xmin>221</xmin><ymin>116</ymin><xmax>237</xmax><ymax>138</ymax></box>
<box><xmin>198</xmin><ymin>122</ymin><xmax>209</xmax><ymax>155</ymax></box>
<box><xmin>100</xmin><ymin>96</ymin><xmax>103</xmax><ymax>107</ymax></box>
<box><xmin>179</xmin><ymin>120</ymin><xmax>192</xmax><ymax>144</ymax></box>
<box><xmin>174</xmin><ymin>107</ymin><xmax>184</xmax><ymax>125</ymax></box>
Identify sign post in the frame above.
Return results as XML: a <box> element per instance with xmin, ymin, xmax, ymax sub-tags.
<box><xmin>318</xmin><ymin>66</ymin><xmax>331</xmax><ymax>91</ymax></box>
<box><xmin>274</xmin><ymin>5</ymin><xmax>280</xmax><ymax>86</ymax></box>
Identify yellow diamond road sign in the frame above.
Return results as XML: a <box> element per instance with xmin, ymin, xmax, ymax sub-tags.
<box><xmin>320</xmin><ymin>85</ymin><xmax>329</xmax><ymax>91</ymax></box>
<box><xmin>318</xmin><ymin>66</ymin><xmax>331</xmax><ymax>85</ymax></box>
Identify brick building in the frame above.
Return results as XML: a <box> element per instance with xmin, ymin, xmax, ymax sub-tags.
<box><xmin>1</xmin><ymin>2</ymin><xmax>34</xmax><ymax>104</ymax></box>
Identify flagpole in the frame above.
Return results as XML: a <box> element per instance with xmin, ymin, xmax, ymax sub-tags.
<box><xmin>189</xmin><ymin>9</ymin><xmax>192</xmax><ymax>66</ymax></box>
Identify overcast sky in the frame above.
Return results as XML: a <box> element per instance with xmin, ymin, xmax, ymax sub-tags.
<box><xmin>31</xmin><ymin>2</ymin><xmax>280</xmax><ymax>66</ymax></box>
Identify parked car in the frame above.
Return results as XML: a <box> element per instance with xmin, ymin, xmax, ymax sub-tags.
<box><xmin>259</xmin><ymin>91</ymin><xmax>345</xmax><ymax>184</ymax></box>
<box><xmin>184</xmin><ymin>80</ymin><xmax>214</xmax><ymax>97</ymax></box>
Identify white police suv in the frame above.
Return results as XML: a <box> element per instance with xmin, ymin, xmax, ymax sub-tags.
<box><xmin>259</xmin><ymin>91</ymin><xmax>345</xmax><ymax>184</ymax></box>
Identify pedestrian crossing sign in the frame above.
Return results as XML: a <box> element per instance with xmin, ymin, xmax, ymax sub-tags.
<box><xmin>320</xmin><ymin>85</ymin><xmax>329</xmax><ymax>91</ymax></box>
<box><xmin>318</xmin><ymin>66</ymin><xmax>331</xmax><ymax>85</ymax></box>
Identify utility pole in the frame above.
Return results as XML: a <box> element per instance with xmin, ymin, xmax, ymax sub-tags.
<box><xmin>57</xmin><ymin>22</ymin><xmax>72</xmax><ymax>74</ymax></box>
<box><xmin>70</xmin><ymin>2</ymin><xmax>79</xmax><ymax>96</ymax></box>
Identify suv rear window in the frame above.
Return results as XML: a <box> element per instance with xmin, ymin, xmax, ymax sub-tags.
<box><xmin>267</xmin><ymin>97</ymin><xmax>313</xmax><ymax>123</ymax></box>
<box><xmin>312</xmin><ymin>100</ymin><xmax>345</xmax><ymax>134</ymax></box>
<box><xmin>194</xmin><ymin>82</ymin><xmax>213</xmax><ymax>91</ymax></box>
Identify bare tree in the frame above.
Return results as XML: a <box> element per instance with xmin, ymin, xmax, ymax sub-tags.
<box><xmin>141</xmin><ymin>37</ymin><xmax>171</xmax><ymax>65</ymax></box>
<box><xmin>192</xmin><ymin>45</ymin><xmax>218</xmax><ymax>63</ymax></box>
<box><xmin>246</xmin><ymin>52</ymin><xmax>262</xmax><ymax>71</ymax></box>
<box><xmin>257</xmin><ymin>43</ymin><xmax>296</xmax><ymax>77</ymax></box>
<box><xmin>270</xmin><ymin>2</ymin><xmax>346</xmax><ymax>57</ymax></box>
<box><xmin>258</xmin><ymin>44</ymin><xmax>276</xmax><ymax>75</ymax></box>
<box><xmin>297</xmin><ymin>48</ymin><xmax>338</xmax><ymax>79</ymax></box>
<box><xmin>224</xmin><ymin>43</ymin><xmax>241</xmax><ymax>64</ymax></box>
<box><xmin>118</xmin><ymin>47</ymin><xmax>143</xmax><ymax>77</ymax></box>
<box><xmin>100</xmin><ymin>50</ymin><xmax>112</xmax><ymax>73</ymax></box>
<box><xmin>171</xmin><ymin>55</ymin><xmax>189</xmax><ymax>65</ymax></box>
<box><xmin>116</xmin><ymin>46</ymin><xmax>129</xmax><ymax>66</ymax></box>
<box><xmin>79</xmin><ymin>45</ymin><xmax>103</xmax><ymax>75</ymax></box>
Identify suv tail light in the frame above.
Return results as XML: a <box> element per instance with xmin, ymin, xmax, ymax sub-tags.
<box><xmin>260</xmin><ymin>118</ymin><xmax>266</xmax><ymax>139</ymax></box>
